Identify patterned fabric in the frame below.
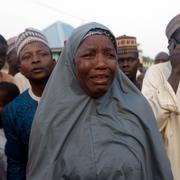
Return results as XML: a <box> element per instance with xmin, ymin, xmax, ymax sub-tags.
<box><xmin>116</xmin><ymin>35</ymin><xmax>138</xmax><ymax>55</ymax></box>
<box><xmin>16</xmin><ymin>28</ymin><xmax>49</xmax><ymax>56</ymax></box>
<box><xmin>83</xmin><ymin>28</ymin><xmax>117</xmax><ymax>49</ymax></box>
<box><xmin>3</xmin><ymin>90</ymin><xmax>38</xmax><ymax>180</ymax></box>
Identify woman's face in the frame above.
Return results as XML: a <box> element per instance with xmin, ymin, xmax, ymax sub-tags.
<box><xmin>75</xmin><ymin>35</ymin><xmax>117</xmax><ymax>98</ymax></box>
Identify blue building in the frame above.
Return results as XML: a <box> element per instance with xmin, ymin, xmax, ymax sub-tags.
<box><xmin>42</xmin><ymin>21</ymin><xmax>74</xmax><ymax>61</ymax></box>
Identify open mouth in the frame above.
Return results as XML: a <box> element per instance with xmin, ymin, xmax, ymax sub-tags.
<box><xmin>90</xmin><ymin>74</ymin><xmax>109</xmax><ymax>85</ymax></box>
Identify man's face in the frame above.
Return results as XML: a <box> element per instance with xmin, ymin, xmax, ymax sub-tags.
<box><xmin>19</xmin><ymin>42</ymin><xmax>56</xmax><ymax>83</ymax></box>
<box><xmin>0</xmin><ymin>44</ymin><xmax>7</xmax><ymax>70</ymax></box>
<box><xmin>169</xmin><ymin>29</ymin><xmax>180</xmax><ymax>56</ymax></box>
<box><xmin>118</xmin><ymin>53</ymin><xmax>140</xmax><ymax>80</ymax></box>
<box><xmin>168</xmin><ymin>43</ymin><xmax>180</xmax><ymax>66</ymax></box>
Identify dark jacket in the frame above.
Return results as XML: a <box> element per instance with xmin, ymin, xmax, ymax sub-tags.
<box><xmin>3</xmin><ymin>90</ymin><xmax>38</xmax><ymax>180</ymax></box>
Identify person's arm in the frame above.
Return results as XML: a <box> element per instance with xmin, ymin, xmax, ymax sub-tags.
<box><xmin>142</xmin><ymin>65</ymin><xmax>180</xmax><ymax>132</ymax></box>
<box><xmin>3</xmin><ymin>105</ymin><xmax>26</xmax><ymax>180</ymax></box>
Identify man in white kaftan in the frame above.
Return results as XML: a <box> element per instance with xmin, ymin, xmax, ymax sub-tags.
<box><xmin>142</xmin><ymin>13</ymin><xmax>180</xmax><ymax>180</ymax></box>
<box><xmin>142</xmin><ymin>61</ymin><xmax>180</xmax><ymax>180</ymax></box>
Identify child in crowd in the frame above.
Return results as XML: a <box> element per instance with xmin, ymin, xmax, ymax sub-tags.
<box><xmin>0</xmin><ymin>82</ymin><xmax>20</xmax><ymax>180</ymax></box>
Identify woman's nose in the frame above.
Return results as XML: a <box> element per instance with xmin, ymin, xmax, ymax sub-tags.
<box><xmin>95</xmin><ymin>54</ymin><xmax>107</xmax><ymax>68</ymax></box>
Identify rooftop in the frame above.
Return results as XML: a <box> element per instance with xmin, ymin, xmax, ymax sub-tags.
<box><xmin>42</xmin><ymin>21</ymin><xmax>74</xmax><ymax>49</ymax></box>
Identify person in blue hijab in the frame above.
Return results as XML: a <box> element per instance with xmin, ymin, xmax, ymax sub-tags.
<box><xmin>27</xmin><ymin>22</ymin><xmax>173</xmax><ymax>180</ymax></box>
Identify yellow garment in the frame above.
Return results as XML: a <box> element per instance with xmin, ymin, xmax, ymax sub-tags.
<box><xmin>142</xmin><ymin>61</ymin><xmax>180</xmax><ymax>180</ymax></box>
<box><xmin>14</xmin><ymin>72</ymin><xmax>30</xmax><ymax>93</ymax></box>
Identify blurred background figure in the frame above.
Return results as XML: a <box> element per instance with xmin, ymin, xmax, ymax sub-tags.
<box><xmin>116</xmin><ymin>35</ymin><xmax>142</xmax><ymax>89</ymax></box>
<box><xmin>7</xmin><ymin>36</ymin><xmax>30</xmax><ymax>92</ymax></box>
<box><xmin>0</xmin><ymin>82</ymin><xmax>20</xmax><ymax>120</ymax></box>
<box><xmin>154</xmin><ymin>51</ymin><xmax>169</xmax><ymax>64</ymax></box>
<box><xmin>0</xmin><ymin>35</ymin><xmax>15</xmax><ymax>84</ymax></box>
<box><xmin>0</xmin><ymin>82</ymin><xmax>20</xmax><ymax>180</ymax></box>
<box><xmin>142</xmin><ymin>13</ymin><xmax>180</xmax><ymax>180</ymax></box>
<box><xmin>6</xmin><ymin>37</ymin><xmax>19</xmax><ymax>76</ymax></box>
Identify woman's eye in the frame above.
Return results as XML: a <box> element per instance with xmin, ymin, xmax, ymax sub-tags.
<box><xmin>81</xmin><ymin>53</ymin><xmax>94</xmax><ymax>58</ymax></box>
<box><xmin>109</xmin><ymin>53</ymin><xmax>116</xmax><ymax>58</ymax></box>
<box><xmin>40</xmin><ymin>52</ymin><xmax>49</xmax><ymax>57</ymax></box>
<box><xmin>106</xmin><ymin>52</ymin><xmax>116</xmax><ymax>58</ymax></box>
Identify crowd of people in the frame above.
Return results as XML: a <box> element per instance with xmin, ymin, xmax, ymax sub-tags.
<box><xmin>0</xmin><ymin>12</ymin><xmax>180</xmax><ymax>180</ymax></box>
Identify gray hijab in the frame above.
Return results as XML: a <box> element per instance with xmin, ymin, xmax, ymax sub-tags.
<box><xmin>27</xmin><ymin>22</ymin><xmax>173</xmax><ymax>180</ymax></box>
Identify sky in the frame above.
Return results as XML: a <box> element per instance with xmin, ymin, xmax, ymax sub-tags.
<box><xmin>1</xmin><ymin>0</ymin><xmax>180</xmax><ymax>58</ymax></box>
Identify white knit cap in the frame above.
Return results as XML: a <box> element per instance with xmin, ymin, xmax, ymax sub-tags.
<box><xmin>16</xmin><ymin>28</ymin><xmax>49</xmax><ymax>56</ymax></box>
